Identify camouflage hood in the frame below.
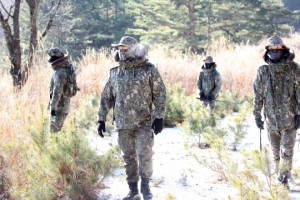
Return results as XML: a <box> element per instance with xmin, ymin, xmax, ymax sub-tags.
<box><xmin>263</xmin><ymin>50</ymin><xmax>295</xmax><ymax>65</ymax></box>
<box><xmin>201</xmin><ymin>63</ymin><xmax>217</xmax><ymax>73</ymax></box>
<box><xmin>113</xmin><ymin>43</ymin><xmax>147</xmax><ymax>69</ymax></box>
<box><xmin>50</xmin><ymin>56</ymin><xmax>70</xmax><ymax>70</ymax></box>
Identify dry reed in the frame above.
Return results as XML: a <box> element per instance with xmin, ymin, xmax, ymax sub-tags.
<box><xmin>0</xmin><ymin>33</ymin><xmax>300</xmax><ymax>144</ymax></box>
<box><xmin>0</xmin><ymin>33</ymin><xmax>299</xmax><ymax>197</ymax></box>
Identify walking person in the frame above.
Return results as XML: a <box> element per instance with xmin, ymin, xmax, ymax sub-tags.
<box><xmin>97</xmin><ymin>36</ymin><xmax>166</xmax><ymax>200</ymax></box>
<box><xmin>197</xmin><ymin>55</ymin><xmax>222</xmax><ymax>114</ymax></box>
<box><xmin>48</xmin><ymin>47</ymin><xmax>73</xmax><ymax>133</ymax></box>
<box><xmin>253</xmin><ymin>35</ymin><xmax>300</xmax><ymax>189</ymax></box>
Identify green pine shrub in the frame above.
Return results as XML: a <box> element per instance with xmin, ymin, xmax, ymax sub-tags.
<box><xmin>227</xmin><ymin>102</ymin><xmax>251</xmax><ymax>151</ymax></box>
<box><xmin>230</xmin><ymin>148</ymin><xmax>289</xmax><ymax>200</ymax></box>
<box><xmin>75</xmin><ymin>93</ymin><xmax>99</xmax><ymax>129</ymax></box>
<box><xmin>164</xmin><ymin>83</ymin><xmax>186</xmax><ymax>127</ymax></box>
<box><xmin>9</xmin><ymin>104</ymin><xmax>122</xmax><ymax>199</ymax></box>
<box><xmin>179</xmin><ymin>94</ymin><xmax>216</xmax><ymax>147</ymax></box>
<box><xmin>165</xmin><ymin>193</ymin><xmax>176</xmax><ymax>200</ymax></box>
<box><xmin>75</xmin><ymin>93</ymin><xmax>114</xmax><ymax>135</ymax></box>
<box><xmin>194</xmin><ymin>138</ymin><xmax>232</xmax><ymax>181</ymax></box>
<box><xmin>181</xmin><ymin>90</ymin><xmax>252</xmax><ymax>148</ymax></box>
<box><xmin>196</xmin><ymin>144</ymin><xmax>289</xmax><ymax>200</ymax></box>
<box><xmin>201</xmin><ymin>125</ymin><xmax>228</xmax><ymax>147</ymax></box>
<box><xmin>215</xmin><ymin>89</ymin><xmax>247</xmax><ymax>118</ymax></box>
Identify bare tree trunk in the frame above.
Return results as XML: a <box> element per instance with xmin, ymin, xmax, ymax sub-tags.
<box><xmin>0</xmin><ymin>0</ymin><xmax>61</xmax><ymax>89</ymax></box>
<box><xmin>206</xmin><ymin>3</ymin><xmax>212</xmax><ymax>53</ymax></box>
<box><xmin>24</xmin><ymin>0</ymin><xmax>40</xmax><ymax>87</ymax></box>
<box><xmin>0</xmin><ymin>0</ymin><xmax>21</xmax><ymax>88</ymax></box>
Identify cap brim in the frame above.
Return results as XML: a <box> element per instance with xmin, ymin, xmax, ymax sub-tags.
<box><xmin>111</xmin><ymin>43</ymin><xmax>129</xmax><ymax>47</ymax></box>
<box><xmin>265</xmin><ymin>44</ymin><xmax>290</xmax><ymax>50</ymax></box>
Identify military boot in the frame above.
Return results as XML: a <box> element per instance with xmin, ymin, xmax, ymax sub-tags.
<box><xmin>123</xmin><ymin>182</ymin><xmax>141</xmax><ymax>200</ymax></box>
<box><xmin>278</xmin><ymin>176</ymin><xmax>290</xmax><ymax>190</ymax></box>
<box><xmin>141</xmin><ymin>178</ymin><xmax>153</xmax><ymax>200</ymax></box>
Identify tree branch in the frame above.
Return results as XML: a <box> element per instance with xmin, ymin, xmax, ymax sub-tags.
<box><xmin>0</xmin><ymin>10</ymin><xmax>15</xmax><ymax>50</ymax></box>
<box><xmin>0</xmin><ymin>0</ymin><xmax>14</xmax><ymax>18</ymax></box>
<box><xmin>42</xmin><ymin>0</ymin><xmax>62</xmax><ymax>37</ymax></box>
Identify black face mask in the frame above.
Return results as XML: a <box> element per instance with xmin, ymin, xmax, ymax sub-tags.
<box><xmin>204</xmin><ymin>63</ymin><xmax>214</xmax><ymax>69</ymax></box>
<box><xmin>267</xmin><ymin>49</ymin><xmax>284</xmax><ymax>63</ymax></box>
<box><xmin>48</xmin><ymin>53</ymin><xmax>64</xmax><ymax>63</ymax></box>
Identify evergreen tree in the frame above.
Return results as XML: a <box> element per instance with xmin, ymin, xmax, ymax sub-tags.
<box><xmin>127</xmin><ymin>0</ymin><xmax>209</xmax><ymax>53</ymax></box>
<box><xmin>127</xmin><ymin>0</ymin><xmax>297</xmax><ymax>52</ymax></box>
<box><xmin>42</xmin><ymin>0</ymin><xmax>134</xmax><ymax>57</ymax></box>
<box><xmin>228</xmin><ymin>0</ymin><xmax>298</xmax><ymax>43</ymax></box>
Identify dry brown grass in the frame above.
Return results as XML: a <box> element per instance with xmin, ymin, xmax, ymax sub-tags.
<box><xmin>0</xmin><ymin>33</ymin><xmax>300</xmax><ymax>144</ymax></box>
<box><xmin>149</xmin><ymin>34</ymin><xmax>300</xmax><ymax>96</ymax></box>
<box><xmin>0</xmin><ymin>33</ymin><xmax>299</xmax><ymax>197</ymax></box>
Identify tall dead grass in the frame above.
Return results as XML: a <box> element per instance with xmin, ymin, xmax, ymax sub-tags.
<box><xmin>0</xmin><ymin>33</ymin><xmax>299</xmax><ymax>197</ymax></box>
<box><xmin>0</xmin><ymin>33</ymin><xmax>300</xmax><ymax>150</ymax></box>
<box><xmin>149</xmin><ymin>34</ymin><xmax>300</xmax><ymax>96</ymax></box>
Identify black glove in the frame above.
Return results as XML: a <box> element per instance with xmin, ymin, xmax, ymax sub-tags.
<box><xmin>199</xmin><ymin>92</ymin><xmax>206</xmax><ymax>101</ymax></box>
<box><xmin>207</xmin><ymin>93</ymin><xmax>215</xmax><ymax>101</ymax></box>
<box><xmin>51</xmin><ymin>110</ymin><xmax>56</xmax><ymax>116</ymax></box>
<box><xmin>97</xmin><ymin>121</ymin><xmax>105</xmax><ymax>138</ymax></box>
<box><xmin>295</xmin><ymin>115</ymin><xmax>300</xmax><ymax>129</ymax></box>
<box><xmin>255</xmin><ymin>118</ymin><xmax>264</xmax><ymax>129</ymax></box>
<box><xmin>151</xmin><ymin>118</ymin><xmax>163</xmax><ymax>135</ymax></box>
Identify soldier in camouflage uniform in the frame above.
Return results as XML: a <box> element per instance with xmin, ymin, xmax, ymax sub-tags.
<box><xmin>253</xmin><ymin>35</ymin><xmax>300</xmax><ymax>189</ymax></box>
<box><xmin>48</xmin><ymin>48</ymin><xmax>72</xmax><ymax>133</ymax></box>
<box><xmin>197</xmin><ymin>55</ymin><xmax>222</xmax><ymax>113</ymax></box>
<box><xmin>97</xmin><ymin>36</ymin><xmax>166</xmax><ymax>200</ymax></box>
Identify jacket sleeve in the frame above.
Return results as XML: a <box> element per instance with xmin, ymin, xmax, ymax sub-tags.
<box><xmin>211</xmin><ymin>73</ymin><xmax>222</xmax><ymax>97</ymax></box>
<box><xmin>197</xmin><ymin>72</ymin><xmax>202</xmax><ymax>93</ymax></box>
<box><xmin>294</xmin><ymin>63</ymin><xmax>300</xmax><ymax>115</ymax></box>
<box><xmin>150</xmin><ymin>67</ymin><xmax>166</xmax><ymax>119</ymax></box>
<box><xmin>98</xmin><ymin>76</ymin><xmax>115</xmax><ymax>122</ymax></box>
<box><xmin>50</xmin><ymin>70</ymin><xmax>67</xmax><ymax>110</ymax></box>
<box><xmin>253</xmin><ymin>67</ymin><xmax>264</xmax><ymax>119</ymax></box>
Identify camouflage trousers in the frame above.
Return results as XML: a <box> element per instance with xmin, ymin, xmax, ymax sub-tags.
<box><xmin>202</xmin><ymin>100</ymin><xmax>216</xmax><ymax>113</ymax></box>
<box><xmin>268</xmin><ymin>127</ymin><xmax>297</xmax><ymax>179</ymax></box>
<box><xmin>118</xmin><ymin>126</ymin><xmax>154</xmax><ymax>183</ymax></box>
<box><xmin>50</xmin><ymin>113</ymin><xmax>68</xmax><ymax>133</ymax></box>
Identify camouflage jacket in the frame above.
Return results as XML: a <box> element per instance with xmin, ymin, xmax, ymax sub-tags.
<box><xmin>98</xmin><ymin>59</ymin><xmax>166</xmax><ymax>130</ymax></box>
<box><xmin>197</xmin><ymin>64</ymin><xmax>222</xmax><ymax>98</ymax></box>
<box><xmin>253</xmin><ymin>54</ymin><xmax>300</xmax><ymax>130</ymax></box>
<box><xmin>49</xmin><ymin>56</ymin><xmax>71</xmax><ymax>114</ymax></box>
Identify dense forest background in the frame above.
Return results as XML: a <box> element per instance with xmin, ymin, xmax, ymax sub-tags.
<box><xmin>283</xmin><ymin>0</ymin><xmax>300</xmax><ymax>30</ymax></box>
<box><xmin>0</xmin><ymin>0</ymin><xmax>299</xmax><ymax>61</ymax></box>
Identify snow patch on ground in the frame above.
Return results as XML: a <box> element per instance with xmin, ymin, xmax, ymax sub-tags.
<box><xmin>87</xmin><ymin>121</ymin><xmax>300</xmax><ymax>200</ymax></box>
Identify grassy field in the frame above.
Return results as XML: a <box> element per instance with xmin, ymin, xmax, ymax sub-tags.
<box><xmin>1</xmin><ymin>34</ymin><xmax>300</xmax><ymax>144</ymax></box>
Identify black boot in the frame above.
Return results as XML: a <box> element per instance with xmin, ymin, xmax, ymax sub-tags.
<box><xmin>278</xmin><ymin>176</ymin><xmax>290</xmax><ymax>190</ymax></box>
<box><xmin>123</xmin><ymin>182</ymin><xmax>141</xmax><ymax>200</ymax></box>
<box><xmin>141</xmin><ymin>178</ymin><xmax>153</xmax><ymax>200</ymax></box>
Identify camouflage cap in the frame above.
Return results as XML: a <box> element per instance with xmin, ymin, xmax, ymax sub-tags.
<box><xmin>265</xmin><ymin>35</ymin><xmax>289</xmax><ymax>50</ymax></box>
<box><xmin>203</xmin><ymin>55</ymin><xmax>213</xmax><ymax>63</ymax></box>
<box><xmin>47</xmin><ymin>47</ymin><xmax>63</xmax><ymax>57</ymax></box>
<box><xmin>111</xmin><ymin>36</ymin><xmax>138</xmax><ymax>48</ymax></box>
